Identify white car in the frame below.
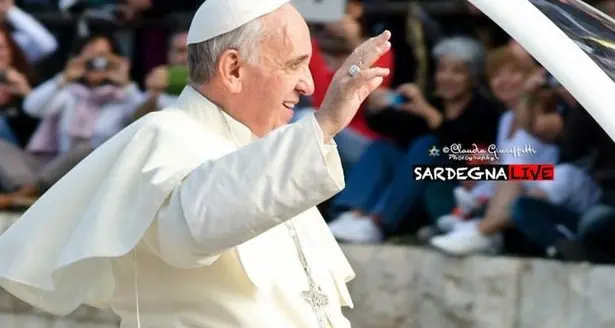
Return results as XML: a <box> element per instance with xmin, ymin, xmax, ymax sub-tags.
<box><xmin>470</xmin><ymin>0</ymin><xmax>615</xmax><ymax>141</ymax></box>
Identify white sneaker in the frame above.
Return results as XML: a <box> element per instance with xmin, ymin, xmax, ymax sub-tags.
<box><xmin>330</xmin><ymin>215</ymin><xmax>383</xmax><ymax>243</ymax></box>
<box><xmin>429</xmin><ymin>221</ymin><xmax>501</xmax><ymax>256</ymax></box>
<box><xmin>453</xmin><ymin>186</ymin><xmax>479</xmax><ymax>214</ymax></box>
<box><xmin>328</xmin><ymin>212</ymin><xmax>360</xmax><ymax>236</ymax></box>
<box><xmin>436</xmin><ymin>214</ymin><xmax>464</xmax><ymax>232</ymax></box>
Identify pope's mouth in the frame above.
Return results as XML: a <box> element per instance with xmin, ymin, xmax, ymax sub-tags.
<box><xmin>282</xmin><ymin>102</ymin><xmax>296</xmax><ymax>110</ymax></box>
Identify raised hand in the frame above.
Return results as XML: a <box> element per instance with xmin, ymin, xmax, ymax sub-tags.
<box><xmin>315</xmin><ymin>30</ymin><xmax>392</xmax><ymax>140</ymax></box>
<box><xmin>144</xmin><ymin>65</ymin><xmax>169</xmax><ymax>94</ymax></box>
<box><xmin>62</xmin><ymin>56</ymin><xmax>87</xmax><ymax>84</ymax></box>
<box><xmin>5</xmin><ymin>68</ymin><xmax>30</xmax><ymax>96</ymax></box>
<box><xmin>395</xmin><ymin>83</ymin><xmax>429</xmax><ymax>115</ymax></box>
<box><xmin>106</xmin><ymin>54</ymin><xmax>131</xmax><ymax>86</ymax></box>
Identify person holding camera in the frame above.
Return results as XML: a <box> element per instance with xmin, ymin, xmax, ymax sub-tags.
<box><xmin>0</xmin><ymin>25</ymin><xmax>38</xmax><ymax>147</ymax></box>
<box><xmin>0</xmin><ymin>33</ymin><xmax>142</xmax><ymax>209</ymax></box>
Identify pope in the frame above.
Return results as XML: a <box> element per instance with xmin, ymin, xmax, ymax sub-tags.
<box><xmin>0</xmin><ymin>0</ymin><xmax>391</xmax><ymax>327</ymax></box>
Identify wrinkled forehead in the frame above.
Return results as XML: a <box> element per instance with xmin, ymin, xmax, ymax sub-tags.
<box><xmin>261</xmin><ymin>4</ymin><xmax>312</xmax><ymax>58</ymax></box>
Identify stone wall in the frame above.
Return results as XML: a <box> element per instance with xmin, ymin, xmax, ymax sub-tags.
<box><xmin>342</xmin><ymin>245</ymin><xmax>615</xmax><ymax>328</ymax></box>
<box><xmin>1</xmin><ymin>212</ymin><xmax>614</xmax><ymax>328</ymax></box>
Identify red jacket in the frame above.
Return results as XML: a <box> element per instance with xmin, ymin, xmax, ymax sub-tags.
<box><xmin>309</xmin><ymin>38</ymin><xmax>395</xmax><ymax>139</ymax></box>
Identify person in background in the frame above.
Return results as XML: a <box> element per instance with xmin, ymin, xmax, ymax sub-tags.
<box><xmin>365</xmin><ymin>0</ymin><xmax>441</xmax><ymax>92</ymax></box>
<box><xmin>0</xmin><ymin>25</ymin><xmax>37</xmax><ymax>146</ymax></box>
<box><xmin>509</xmin><ymin>88</ymin><xmax>615</xmax><ymax>261</ymax></box>
<box><xmin>432</xmin><ymin>46</ymin><xmax>560</xmax><ymax>234</ymax></box>
<box><xmin>593</xmin><ymin>0</ymin><xmax>615</xmax><ymax>17</ymax></box>
<box><xmin>430</xmin><ymin>78</ymin><xmax>603</xmax><ymax>256</ymax></box>
<box><xmin>453</xmin><ymin>1</ymin><xmax>510</xmax><ymax>50</ymax></box>
<box><xmin>0</xmin><ymin>0</ymin><xmax>58</xmax><ymax>63</ymax></box>
<box><xmin>327</xmin><ymin>37</ymin><xmax>503</xmax><ymax>243</ymax></box>
<box><xmin>121</xmin><ymin>0</ymin><xmax>200</xmax><ymax>18</ymax></box>
<box><xmin>303</xmin><ymin>0</ymin><xmax>395</xmax><ymax>170</ymax></box>
<box><xmin>0</xmin><ymin>33</ymin><xmax>143</xmax><ymax>209</ymax></box>
<box><xmin>132</xmin><ymin>28</ymin><xmax>188</xmax><ymax>120</ymax></box>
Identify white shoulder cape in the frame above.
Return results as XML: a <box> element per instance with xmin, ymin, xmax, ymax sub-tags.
<box><xmin>0</xmin><ymin>86</ymin><xmax>353</xmax><ymax>315</ymax></box>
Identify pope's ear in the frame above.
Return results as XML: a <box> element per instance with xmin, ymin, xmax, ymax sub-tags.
<box><xmin>217</xmin><ymin>49</ymin><xmax>243</xmax><ymax>93</ymax></box>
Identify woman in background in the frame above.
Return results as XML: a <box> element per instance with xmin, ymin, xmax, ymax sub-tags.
<box><xmin>0</xmin><ymin>33</ymin><xmax>142</xmax><ymax>209</ymax></box>
<box><xmin>435</xmin><ymin>46</ymin><xmax>561</xmax><ymax>231</ymax></box>
<box><xmin>327</xmin><ymin>37</ymin><xmax>504</xmax><ymax>243</ymax></box>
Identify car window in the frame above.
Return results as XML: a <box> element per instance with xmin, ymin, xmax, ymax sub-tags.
<box><xmin>530</xmin><ymin>0</ymin><xmax>615</xmax><ymax>81</ymax></box>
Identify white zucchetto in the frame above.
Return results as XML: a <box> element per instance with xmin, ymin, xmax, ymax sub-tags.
<box><xmin>187</xmin><ymin>0</ymin><xmax>290</xmax><ymax>45</ymax></box>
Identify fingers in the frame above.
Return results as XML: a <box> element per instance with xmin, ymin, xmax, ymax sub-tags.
<box><xmin>4</xmin><ymin>68</ymin><xmax>16</xmax><ymax>80</ymax></box>
<box><xmin>345</xmin><ymin>30</ymin><xmax>391</xmax><ymax>71</ymax></box>
<box><xmin>346</xmin><ymin>66</ymin><xmax>389</xmax><ymax>100</ymax></box>
<box><xmin>355</xmin><ymin>67</ymin><xmax>390</xmax><ymax>82</ymax></box>
<box><xmin>106</xmin><ymin>54</ymin><xmax>130</xmax><ymax>71</ymax></box>
<box><xmin>363</xmin><ymin>76</ymin><xmax>384</xmax><ymax>96</ymax></box>
<box><xmin>397</xmin><ymin>83</ymin><xmax>420</xmax><ymax>97</ymax></box>
<box><xmin>69</xmin><ymin>56</ymin><xmax>87</xmax><ymax>69</ymax></box>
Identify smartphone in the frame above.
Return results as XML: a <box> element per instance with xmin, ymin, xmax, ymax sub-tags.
<box><xmin>387</xmin><ymin>92</ymin><xmax>409</xmax><ymax>107</ymax></box>
<box><xmin>86</xmin><ymin>57</ymin><xmax>109</xmax><ymax>71</ymax></box>
<box><xmin>166</xmin><ymin>65</ymin><xmax>189</xmax><ymax>96</ymax></box>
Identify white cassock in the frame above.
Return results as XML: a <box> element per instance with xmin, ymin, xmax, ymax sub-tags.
<box><xmin>0</xmin><ymin>86</ymin><xmax>355</xmax><ymax>328</ymax></box>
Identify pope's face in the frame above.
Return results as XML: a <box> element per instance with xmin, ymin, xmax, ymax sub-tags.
<box><xmin>240</xmin><ymin>4</ymin><xmax>314</xmax><ymax>135</ymax></box>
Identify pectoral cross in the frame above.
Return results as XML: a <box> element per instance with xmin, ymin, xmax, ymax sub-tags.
<box><xmin>302</xmin><ymin>282</ymin><xmax>329</xmax><ymax>328</ymax></box>
<box><xmin>287</xmin><ymin>222</ymin><xmax>330</xmax><ymax>328</ymax></box>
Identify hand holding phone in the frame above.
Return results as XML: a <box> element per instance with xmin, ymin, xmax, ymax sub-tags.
<box><xmin>1</xmin><ymin>68</ymin><xmax>31</xmax><ymax>96</ymax></box>
<box><xmin>366</xmin><ymin>88</ymin><xmax>396</xmax><ymax>112</ymax></box>
<box><xmin>394</xmin><ymin>83</ymin><xmax>429</xmax><ymax>114</ymax></box>
<box><xmin>387</xmin><ymin>92</ymin><xmax>408</xmax><ymax>107</ymax></box>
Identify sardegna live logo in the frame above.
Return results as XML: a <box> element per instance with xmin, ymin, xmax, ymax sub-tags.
<box><xmin>413</xmin><ymin>164</ymin><xmax>555</xmax><ymax>181</ymax></box>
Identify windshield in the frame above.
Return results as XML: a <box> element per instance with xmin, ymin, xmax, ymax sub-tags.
<box><xmin>530</xmin><ymin>0</ymin><xmax>615</xmax><ymax>81</ymax></box>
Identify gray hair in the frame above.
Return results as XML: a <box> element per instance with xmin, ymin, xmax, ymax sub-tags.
<box><xmin>432</xmin><ymin>36</ymin><xmax>486</xmax><ymax>81</ymax></box>
<box><xmin>187</xmin><ymin>19</ymin><xmax>263</xmax><ymax>85</ymax></box>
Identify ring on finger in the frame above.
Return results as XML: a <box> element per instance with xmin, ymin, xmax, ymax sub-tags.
<box><xmin>348</xmin><ymin>64</ymin><xmax>361</xmax><ymax>77</ymax></box>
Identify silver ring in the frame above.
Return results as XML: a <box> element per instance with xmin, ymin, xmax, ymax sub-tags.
<box><xmin>348</xmin><ymin>64</ymin><xmax>361</xmax><ymax>77</ymax></box>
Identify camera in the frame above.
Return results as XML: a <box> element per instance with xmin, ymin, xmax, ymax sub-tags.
<box><xmin>86</xmin><ymin>57</ymin><xmax>109</xmax><ymax>71</ymax></box>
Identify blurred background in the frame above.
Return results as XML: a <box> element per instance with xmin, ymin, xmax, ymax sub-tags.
<box><xmin>1</xmin><ymin>0</ymin><xmax>615</xmax><ymax>267</ymax></box>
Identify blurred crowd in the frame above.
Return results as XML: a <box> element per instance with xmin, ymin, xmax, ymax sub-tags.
<box><xmin>0</xmin><ymin>0</ymin><xmax>615</xmax><ymax>265</ymax></box>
